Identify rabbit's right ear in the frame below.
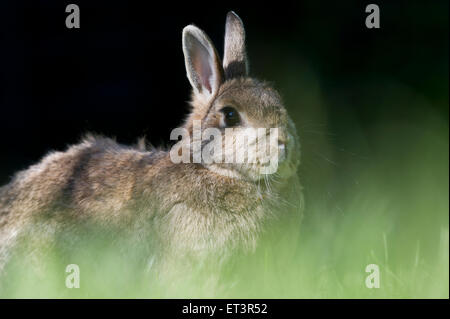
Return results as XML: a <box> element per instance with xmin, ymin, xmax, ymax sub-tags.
<box><xmin>183</xmin><ymin>25</ymin><xmax>224</xmax><ymax>100</ymax></box>
<box><xmin>223</xmin><ymin>11</ymin><xmax>248</xmax><ymax>79</ymax></box>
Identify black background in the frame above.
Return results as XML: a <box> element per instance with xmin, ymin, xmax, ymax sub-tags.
<box><xmin>0</xmin><ymin>0</ymin><xmax>448</xmax><ymax>187</ymax></box>
<box><xmin>0</xmin><ymin>298</ymin><xmax>448</xmax><ymax>316</ymax></box>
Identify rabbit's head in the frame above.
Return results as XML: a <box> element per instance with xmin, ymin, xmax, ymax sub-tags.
<box><xmin>179</xmin><ymin>12</ymin><xmax>299</xmax><ymax>182</ymax></box>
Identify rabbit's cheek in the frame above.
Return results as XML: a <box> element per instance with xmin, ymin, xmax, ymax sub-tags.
<box><xmin>278</xmin><ymin>143</ymin><xmax>287</xmax><ymax>163</ymax></box>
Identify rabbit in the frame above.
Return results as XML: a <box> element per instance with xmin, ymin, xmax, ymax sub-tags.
<box><xmin>0</xmin><ymin>12</ymin><xmax>303</xmax><ymax>278</ymax></box>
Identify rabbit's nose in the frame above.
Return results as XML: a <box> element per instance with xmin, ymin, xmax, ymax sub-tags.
<box><xmin>278</xmin><ymin>140</ymin><xmax>287</xmax><ymax>161</ymax></box>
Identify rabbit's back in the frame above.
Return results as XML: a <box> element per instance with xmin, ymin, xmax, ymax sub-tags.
<box><xmin>0</xmin><ymin>136</ymin><xmax>166</xmax><ymax>232</ymax></box>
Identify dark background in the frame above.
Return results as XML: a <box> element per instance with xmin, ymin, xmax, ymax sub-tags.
<box><xmin>0</xmin><ymin>0</ymin><xmax>448</xmax><ymax>191</ymax></box>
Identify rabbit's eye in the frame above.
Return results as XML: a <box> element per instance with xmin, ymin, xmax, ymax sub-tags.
<box><xmin>221</xmin><ymin>106</ymin><xmax>241</xmax><ymax>127</ymax></box>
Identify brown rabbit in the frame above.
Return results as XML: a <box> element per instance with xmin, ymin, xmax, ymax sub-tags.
<box><xmin>0</xmin><ymin>12</ymin><xmax>303</xmax><ymax>276</ymax></box>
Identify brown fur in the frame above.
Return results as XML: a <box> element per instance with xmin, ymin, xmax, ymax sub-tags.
<box><xmin>0</xmin><ymin>12</ymin><xmax>303</xmax><ymax>275</ymax></box>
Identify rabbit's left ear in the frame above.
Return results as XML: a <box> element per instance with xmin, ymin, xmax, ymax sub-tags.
<box><xmin>183</xmin><ymin>25</ymin><xmax>224</xmax><ymax>99</ymax></box>
<box><xmin>223</xmin><ymin>11</ymin><xmax>249</xmax><ymax>79</ymax></box>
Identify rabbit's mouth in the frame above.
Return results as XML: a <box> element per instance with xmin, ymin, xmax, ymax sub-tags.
<box><xmin>199</xmin><ymin>132</ymin><xmax>297</xmax><ymax>182</ymax></box>
<box><xmin>204</xmin><ymin>149</ymin><xmax>295</xmax><ymax>183</ymax></box>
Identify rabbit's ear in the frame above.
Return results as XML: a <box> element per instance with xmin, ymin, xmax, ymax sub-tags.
<box><xmin>183</xmin><ymin>25</ymin><xmax>224</xmax><ymax>99</ymax></box>
<box><xmin>223</xmin><ymin>11</ymin><xmax>249</xmax><ymax>79</ymax></box>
